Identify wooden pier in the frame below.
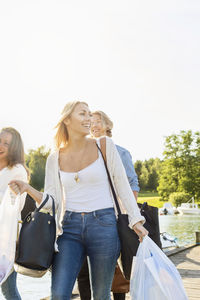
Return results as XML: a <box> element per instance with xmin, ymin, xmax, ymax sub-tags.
<box><xmin>42</xmin><ymin>233</ymin><xmax>200</xmax><ymax>300</ymax></box>
<box><xmin>168</xmin><ymin>244</ymin><xmax>200</xmax><ymax>300</ymax></box>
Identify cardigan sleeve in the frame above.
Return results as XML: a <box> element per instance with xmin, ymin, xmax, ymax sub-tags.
<box><xmin>11</xmin><ymin>164</ymin><xmax>28</xmax><ymax>212</ymax></box>
<box><xmin>38</xmin><ymin>153</ymin><xmax>60</xmax><ymax>211</ymax></box>
<box><xmin>105</xmin><ymin>137</ymin><xmax>145</xmax><ymax>228</ymax></box>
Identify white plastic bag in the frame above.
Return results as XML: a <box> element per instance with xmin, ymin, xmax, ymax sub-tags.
<box><xmin>130</xmin><ymin>235</ymin><xmax>188</xmax><ymax>300</ymax></box>
<box><xmin>0</xmin><ymin>188</ymin><xmax>21</xmax><ymax>285</ymax></box>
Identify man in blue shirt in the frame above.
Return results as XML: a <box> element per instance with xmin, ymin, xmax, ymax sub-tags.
<box><xmin>115</xmin><ymin>144</ymin><xmax>139</xmax><ymax>200</ymax></box>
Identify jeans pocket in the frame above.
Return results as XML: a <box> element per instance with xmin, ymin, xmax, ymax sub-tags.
<box><xmin>62</xmin><ymin>211</ymin><xmax>72</xmax><ymax>225</ymax></box>
<box><xmin>94</xmin><ymin>210</ymin><xmax>117</xmax><ymax>226</ymax></box>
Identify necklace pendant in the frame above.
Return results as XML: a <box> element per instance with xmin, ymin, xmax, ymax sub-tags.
<box><xmin>74</xmin><ymin>173</ymin><xmax>80</xmax><ymax>183</ymax></box>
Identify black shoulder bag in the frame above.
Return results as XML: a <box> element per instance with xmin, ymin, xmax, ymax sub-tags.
<box><xmin>96</xmin><ymin>143</ymin><xmax>161</xmax><ymax>280</ymax></box>
<box><xmin>14</xmin><ymin>194</ymin><xmax>56</xmax><ymax>277</ymax></box>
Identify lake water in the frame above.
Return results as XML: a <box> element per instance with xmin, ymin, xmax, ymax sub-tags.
<box><xmin>1</xmin><ymin>215</ymin><xmax>200</xmax><ymax>300</ymax></box>
<box><xmin>159</xmin><ymin>214</ymin><xmax>200</xmax><ymax>246</ymax></box>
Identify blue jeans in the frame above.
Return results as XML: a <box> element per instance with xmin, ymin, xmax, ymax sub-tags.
<box><xmin>51</xmin><ymin>208</ymin><xmax>120</xmax><ymax>300</ymax></box>
<box><xmin>1</xmin><ymin>271</ymin><xmax>21</xmax><ymax>300</ymax></box>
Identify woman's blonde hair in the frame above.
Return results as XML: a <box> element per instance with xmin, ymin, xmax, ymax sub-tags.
<box><xmin>92</xmin><ymin>111</ymin><xmax>113</xmax><ymax>137</ymax></box>
<box><xmin>1</xmin><ymin>127</ymin><xmax>28</xmax><ymax>173</ymax></box>
<box><xmin>55</xmin><ymin>101</ymin><xmax>88</xmax><ymax>149</ymax></box>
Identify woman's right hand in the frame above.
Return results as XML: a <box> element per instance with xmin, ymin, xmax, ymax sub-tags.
<box><xmin>132</xmin><ymin>222</ymin><xmax>148</xmax><ymax>242</ymax></box>
<box><xmin>9</xmin><ymin>180</ymin><xmax>28</xmax><ymax>195</ymax></box>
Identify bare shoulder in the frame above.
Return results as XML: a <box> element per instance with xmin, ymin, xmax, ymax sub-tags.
<box><xmin>87</xmin><ymin>138</ymin><xmax>98</xmax><ymax>152</ymax></box>
<box><xmin>86</xmin><ymin>138</ymin><xmax>97</xmax><ymax>147</ymax></box>
<box><xmin>87</xmin><ymin>137</ymin><xmax>96</xmax><ymax>144</ymax></box>
<box><xmin>101</xmin><ymin>136</ymin><xmax>114</xmax><ymax>147</ymax></box>
<box><xmin>95</xmin><ymin>136</ymin><xmax>108</xmax><ymax>145</ymax></box>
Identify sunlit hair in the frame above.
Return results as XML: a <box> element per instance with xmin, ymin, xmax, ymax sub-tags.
<box><xmin>92</xmin><ymin>111</ymin><xmax>113</xmax><ymax>137</ymax></box>
<box><xmin>55</xmin><ymin>101</ymin><xmax>89</xmax><ymax>149</ymax></box>
<box><xmin>0</xmin><ymin>127</ymin><xmax>28</xmax><ymax>173</ymax></box>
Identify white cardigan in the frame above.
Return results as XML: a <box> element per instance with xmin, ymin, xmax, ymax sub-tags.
<box><xmin>41</xmin><ymin>137</ymin><xmax>144</xmax><ymax>237</ymax></box>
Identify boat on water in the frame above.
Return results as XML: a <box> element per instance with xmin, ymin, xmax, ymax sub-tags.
<box><xmin>177</xmin><ymin>197</ymin><xmax>200</xmax><ymax>215</ymax></box>
<box><xmin>159</xmin><ymin>202</ymin><xmax>178</xmax><ymax>215</ymax></box>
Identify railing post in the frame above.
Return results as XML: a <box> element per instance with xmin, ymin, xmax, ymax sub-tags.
<box><xmin>195</xmin><ymin>231</ymin><xmax>200</xmax><ymax>244</ymax></box>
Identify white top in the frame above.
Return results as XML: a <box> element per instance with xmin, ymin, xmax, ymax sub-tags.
<box><xmin>40</xmin><ymin>137</ymin><xmax>145</xmax><ymax>239</ymax></box>
<box><xmin>60</xmin><ymin>143</ymin><xmax>113</xmax><ymax>212</ymax></box>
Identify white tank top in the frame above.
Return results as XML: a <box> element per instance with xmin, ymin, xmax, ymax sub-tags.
<box><xmin>59</xmin><ymin>141</ymin><xmax>114</xmax><ymax>212</ymax></box>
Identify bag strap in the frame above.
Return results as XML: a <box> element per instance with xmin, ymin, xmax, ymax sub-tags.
<box><xmin>96</xmin><ymin>139</ymin><xmax>121</xmax><ymax>216</ymax></box>
<box><xmin>97</xmin><ymin>139</ymin><xmax>145</xmax><ymax>219</ymax></box>
<box><xmin>100</xmin><ymin>137</ymin><xmax>106</xmax><ymax>161</ymax></box>
<box><xmin>35</xmin><ymin>194</ymin><xmax>55</xmax><ymax>218</ymax></box>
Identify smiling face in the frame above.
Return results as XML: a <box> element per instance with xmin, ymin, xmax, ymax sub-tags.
<box><xmin>0</xmin><ymin>131</ymin><xmax>12</xmax><ymax>164</ymax></box>
<box><xmin>90</xmin><ymin>113</ymin><xmax>107</xmax><ymax>138</ymax></box>
<box><xmin>64</xmin><ymin>103</ymin><xmax>91</xmax><ymax>137</ymax></box>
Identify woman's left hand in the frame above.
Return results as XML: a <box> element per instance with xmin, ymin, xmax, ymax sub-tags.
<box><xmin>132</xmin><ymin>222</ymin><xmax>148</xmax><ymax>242</ymax></box>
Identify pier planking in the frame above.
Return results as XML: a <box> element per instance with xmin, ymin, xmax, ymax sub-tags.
<box><xmin>41</xmin><ymin>244</ymin><xmax>200</xmax><ymax>300</ymax></box>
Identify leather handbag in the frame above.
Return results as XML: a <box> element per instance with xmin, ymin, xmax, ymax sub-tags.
<box><xmin>96</xmin><ymin>142</ymin><xmax>161</xmax><ymax>280</ymax></box>
<box><xmin>111</xmin><ymin>263</ymin><xmax>130</xmax><ymax>293</ymax></box>
<box><xmin>14</xmin><ymin>194</ymin><xmax>56</xmax><ymax>277</ymax></box>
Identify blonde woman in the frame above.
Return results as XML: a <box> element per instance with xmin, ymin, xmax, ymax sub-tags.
<box><xmin>0</xmin><ymin>127</ymin><xmax>28</xmax><ymax>300</ymax></box>
<box><xmin>10</xmin><ymin>101</ymin><xmax>147</xmax><ymax>300</ymax></box>
<box><xmin>78</xmin><ymin>111</ymin><xmax>139</xmax><ymax>300</ymax></box>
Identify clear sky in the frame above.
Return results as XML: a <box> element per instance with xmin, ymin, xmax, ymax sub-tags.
<box><xmin>0</xmin><ymin>0</ymin><xmax>199</xmax><ymax>161</ymax></box>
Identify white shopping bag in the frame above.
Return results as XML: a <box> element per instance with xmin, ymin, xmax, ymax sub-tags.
<box><xmin>130</xmin><ymin>235</ymin><xmax>188</xmax><ymax>300</ymax></box>
<box><xmin>0</xmin><ymin>188</ymin><xmax>21</xmax><ymax>285</ymax></box>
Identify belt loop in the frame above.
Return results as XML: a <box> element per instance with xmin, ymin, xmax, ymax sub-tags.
<box><xmin>93</xmin><ymin>211</ymin><xmax>96</xmax><ymax>217</ymax></box>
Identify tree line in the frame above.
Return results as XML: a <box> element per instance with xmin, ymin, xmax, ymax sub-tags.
<box><xmin>26</xmin><ymin>130</ymin><xmax>200</xmax><ymax>203</ymax></box>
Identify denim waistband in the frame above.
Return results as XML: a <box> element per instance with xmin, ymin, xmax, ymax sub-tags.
<box><xmin>64</xmin><ymin>207</ymin><xmax>115</xmax><ymax>217</ymax></box>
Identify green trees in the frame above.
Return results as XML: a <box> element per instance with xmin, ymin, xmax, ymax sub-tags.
<box><xmin>24</xmin><ymin>130</ymin><xmax>200</xmax><ymax>202</ymax></box>
<box><xmin>135</xmin><ymin>158</ymin><xmax>161</xmax><ymax>192</ymax></box>
<box><xmin>169</xmin><ymin>192</ymin><xmax>191</xmax><ymax>207</ymax></box>
<box><xmin>26</xmin><ymin>146</ymin><xmax>50</xmax><ymax>191</ymax></box>
<box><xmin>157</xmin><ymin>131</ymin><xmax>200</xmax><ymax>200</ymax></box>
